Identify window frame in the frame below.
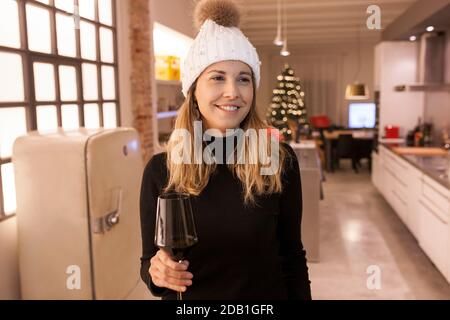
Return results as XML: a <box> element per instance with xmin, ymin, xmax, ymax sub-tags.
<box><xmin>0</xmin><ymin>0</ymin><xmax>120</xmax><ymax>222</ymax></box>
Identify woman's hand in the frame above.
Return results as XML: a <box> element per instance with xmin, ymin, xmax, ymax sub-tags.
<box><xmin>149</xmin><ymin>249</ymin><xmax>193</xmax><ymax>293</ymax></box>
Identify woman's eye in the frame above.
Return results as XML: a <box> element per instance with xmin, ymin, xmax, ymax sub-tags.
<box><xmin>239</xmin><ymin>77</ymin><xmax>251</xmax><ymax>83</ymax></box>
<box><xmin>211</xmin><ymin>76</ymin><xmax>225</xmax><ymax>81</ymax></box>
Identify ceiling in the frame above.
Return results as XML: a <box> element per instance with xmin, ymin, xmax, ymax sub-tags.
<box><xmin>235</xmin><ymin>0</ymin><xmax>419</xmax><ymax>48</ymax></box>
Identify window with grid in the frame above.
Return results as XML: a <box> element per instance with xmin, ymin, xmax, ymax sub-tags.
<box><xmin>0</xmin><ymin>0</ymin><xmax>120</xmax><ymax>221</ymax></box>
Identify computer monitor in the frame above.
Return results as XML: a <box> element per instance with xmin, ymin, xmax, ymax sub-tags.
<box><xmin>348</xmin><ymin>102</ymin><xmax>376</xmax><ymax>129</ymax></box>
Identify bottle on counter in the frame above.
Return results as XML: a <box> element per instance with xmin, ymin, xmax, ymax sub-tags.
<box><xmin>422</xmin><ymin>122</ymin><xmax>433</xmax><ymax>147</ymax></box>
<box><xmin>414</xmin><ymin>131</ymin><xmax>423</xmax><ymax>147</ymax></box>
<box><xmin>406</xmin><ymin>130</ymin><xmax>415</xmax><ymax>146</ymax></box>
<box><xmin>413</xmin><ymin>117</ymin><xmax>423</xmax><ymax>147</ymax></box>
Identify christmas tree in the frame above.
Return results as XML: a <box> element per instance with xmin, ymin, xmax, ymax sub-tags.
<box><xmin>267</xmin><ymin>64</ymin><xmax>310</xmax><ymax>142</ymax></box>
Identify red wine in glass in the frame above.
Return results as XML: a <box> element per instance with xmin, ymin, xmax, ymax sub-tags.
<box><xmin>155</xmin><ymin>193</ymin><xmax>198</xmax><ymax>300</ymax></box>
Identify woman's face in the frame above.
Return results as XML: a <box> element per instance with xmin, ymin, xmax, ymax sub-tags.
<box><xmin>194</xmin><ymin>60</ymin><xmax>254</xmax><ymax>133</ymax></box>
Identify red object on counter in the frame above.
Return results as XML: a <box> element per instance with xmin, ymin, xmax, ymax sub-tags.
<box><xmin>310</xmin><ymin>115</ymin><xmax>331</xmax><ymax>129</ymax></box>
<box><xmin>384</xmin><ymin>125</ymin><xmax>399</xmax><ymax>138</ymax></box>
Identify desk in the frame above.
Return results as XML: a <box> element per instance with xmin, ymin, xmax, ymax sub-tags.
<box><xmin>323</xmin><ymin>130</ymin><xmax>375</xmax><ymax>172</ymax></box>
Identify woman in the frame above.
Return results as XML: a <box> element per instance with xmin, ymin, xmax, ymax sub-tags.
<box><xmin>139</xmin><ymin>0</ymin><xmax>311</xmax><ymax>300</ymax></box>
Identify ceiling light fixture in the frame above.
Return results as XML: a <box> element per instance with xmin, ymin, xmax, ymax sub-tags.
<box><xmin>345</xmin><ymin>26</ymin><xmax>369</xmax><ymax>100</ymax></box>
<box><xmin>273</xmin><ymin>0</ymin><xmax>283</xmax><ymax>46</ymax></box>
<box><xmin>426</xmin><ymin>26</ymin><xmax>434</xmax><ymax>32</ymax></box>
<box><xmin>280</xmin><ymin>0</ymin><xmax>290</xmax><ymax>56</ymax></box>
<box><xmin>409</xmin><ymin>35</ymin><xmax>416</xmax><ymax>41</ymax></box>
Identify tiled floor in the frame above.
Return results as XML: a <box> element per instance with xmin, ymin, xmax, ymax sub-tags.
<box><xmin>308</xmin><ymin>160</ymin><xmax>450</xmax><ymax>300</ymax></box>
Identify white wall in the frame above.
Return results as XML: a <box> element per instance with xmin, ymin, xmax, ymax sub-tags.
<box><xmin>376</xmin><ymin>41</ymin><xmax>425</xmax><ymax>138</ymax></box>
<box><xmin>118</xmin><ymin>0</ymin><xmax>197</xmax><ymax>128</ymax></box>
<box><xmin>256</xmin><ymin>42</ymin><xmax>376</xmax><ymax>127</ymax></box>
<box><xmin>376</xmin><ymin>35</ymin><xmax>450</xmax><ymax>142</ymax></box>
<box><xmin>117</xmin><ymin>0</ymin><xmax>133</xmax><ymax>127</ymax></box>
<box><xmin>150</xmin><ymin>0</ymin><xmax>196</xmax><ymax>39</ymax></box>
<box><xmin>424</xmin><ymin>91</ymin><xmax>450</xmax><ymax>144</ymax></box>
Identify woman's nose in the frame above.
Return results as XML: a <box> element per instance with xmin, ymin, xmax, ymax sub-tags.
<box><xmin>223</xmin><ymin>80</ymin><xmax>239</xmax><ymax>99</ymax></box>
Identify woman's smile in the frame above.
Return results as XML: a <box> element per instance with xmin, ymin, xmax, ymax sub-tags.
<box><xmin>214</xmin><ymin>104</ymin><xmax>241</xmax><ymax>113</ymax></box>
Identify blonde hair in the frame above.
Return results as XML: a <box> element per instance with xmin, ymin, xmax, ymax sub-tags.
<box><xmin>163</xmin><ymin>78</ymin><xmax>288</xmax><ymax>206</ymax></box>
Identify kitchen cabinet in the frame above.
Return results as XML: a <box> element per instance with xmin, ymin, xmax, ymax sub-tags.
<box><xmin>405</xmin><ymin>163</ymin><xmax>423</xmax><ymax>239</ymax></box>
<box><xmin>378</xmin><ymin>146</ymin><xmax>401</xmax><ymax>218</ymax></box>
<box><xmin>418</xmin><ymin>176</ymin><xmax>450</xmax><ymax>282</ymax></box>
<box><xmin>376</xmin><ymin>145</ymin><xmax>422</xmax><ymax>232</ymax></box>
<box><xmin>418</xmin><ymin>177</ymin><xmax>449</xmax><ymax>282</ymax></box>
<box><xmin>374</xmin><ymin>144</ymin><xmax>450</xmax><ymax>283</ymax></box>
<box><xmin>391</xmin><ymin>153</ymin><xmax>410</xmax><ymax>227</ymax></box>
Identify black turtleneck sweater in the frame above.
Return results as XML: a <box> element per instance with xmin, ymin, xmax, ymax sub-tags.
<box><xmin>139</xmin><ymin>135</ymin><xmax>311</xmax><ymax>300</ymax></box>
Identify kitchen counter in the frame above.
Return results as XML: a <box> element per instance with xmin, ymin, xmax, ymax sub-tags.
<box><xmin>381</xmin><ymin>143</ymin><xmax>450</xmax><ymax>190</ymax></box>
<box><xmin>374</xmin><ymin>144</ymin><xmax>450</xmax><ymax>284</ymax></box>
<box><xmin>290</xmin><ymin>142</ymin><xmax>323</xmax><ymax>262</ymax></box>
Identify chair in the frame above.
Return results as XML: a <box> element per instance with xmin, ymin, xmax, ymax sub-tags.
<box><xmin>333</xmin><ymin>134</ymin><xmax>359</xmax><ymax>173</ymax></box>
<box><xmin>354</xmin><ymin>139</ymin><xmax>373</xmax><ymax>171</ymax></box>
<box><xmin>309</xmin><ymin>115</ymin><xmax>331</xmax><ymax>152</ymax></box>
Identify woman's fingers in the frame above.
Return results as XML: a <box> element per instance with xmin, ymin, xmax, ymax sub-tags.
<box><xmin>158</xmin><ymin>250</ymin><xmax>189</xmax><ymax>271</ymax></box>
<box><xmin>149</xmin><ymin>250</ymin><xmax>194</xmax><ymax>292</ymax></box>
<box><xmin>155</xmin><ymin>256</ymin><xmax>193</xmax><ymax>281</ymax></box>
<box><xmin>152</xmin><ymin>267</ymin><xmax>192</xmax><ymax>288</ymax></box>
<box><xmin>156</xmin><ymin>250</ymin><xmax>193</xmax><ymax>278</ymax></box>
<box><xmin>151</xmin><ymin>271</ymin><xmax>186</xmax><ymax>292</ymax></box>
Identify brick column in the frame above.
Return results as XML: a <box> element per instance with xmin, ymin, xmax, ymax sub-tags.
<box><xmin>129</xmin><ymin>0</ymin><xmax>154</xmax><ymax>163</ymax></box>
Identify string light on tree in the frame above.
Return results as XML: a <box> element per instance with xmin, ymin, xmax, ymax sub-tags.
<box><xmin>266</xmin><ymin>64</ymin><xmax>310</xmax><ymax>142</ymax></box>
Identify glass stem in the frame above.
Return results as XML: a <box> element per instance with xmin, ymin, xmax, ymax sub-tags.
<box><xmin>177</xmin><ymin>259</ymin><xmax>183</xmax><ymax>301</ymax></box>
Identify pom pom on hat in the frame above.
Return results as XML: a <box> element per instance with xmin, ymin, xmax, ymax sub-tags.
<box><xmin>194</xmin><ymin>0</ymin><xmax>240</xmax><ymax>29</ymax></box>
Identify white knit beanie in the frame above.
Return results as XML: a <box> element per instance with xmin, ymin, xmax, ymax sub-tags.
<box><xmin>181</xmin><ymin>0</ymin><xmax>261</xmax><ymax>97</ymax></box>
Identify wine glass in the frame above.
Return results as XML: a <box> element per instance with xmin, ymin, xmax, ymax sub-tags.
<box><xmin>154</xmin><ymin>193</ymin><xmax>198</xmax><ymax>300</ymax></box>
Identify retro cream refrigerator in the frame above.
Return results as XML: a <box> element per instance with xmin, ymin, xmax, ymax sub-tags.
<box><xmin>13</xmin><ymin>128</ymin><xmax>145</xmax><ymax>299</ymax></box>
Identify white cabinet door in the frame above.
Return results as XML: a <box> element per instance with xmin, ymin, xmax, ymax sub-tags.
<box><xmin>406</xmin><ymin>165</ymin><xmax>422</xmax><ymax>239</ymax></box>
<box><xmin>418</xmin><ymin>196</ymin><xmax>449</xmax><ymax>282</ymax></box>
<box><xmin>379</xmin><ymin>147</ymin><xmax>412</xmax><ymax>226</ymax></box>
<box><xmin>422</xmin><ymin>176</ymin><xmax>450</xmax><ymax>215</ymax></box>
<box><xmin>382</xmin><ymin>154</ymin><xmax>397</xmax><ymax>212</ymax></box>
<box><xmin>393</xmin><ymin>187</ymin><xmax>408</xmax><ymax>226</ymax></box>
<box><xmin>392</xmin><ymin>156</ymin><xmax>411</xmax><ymax>229</ymax></box>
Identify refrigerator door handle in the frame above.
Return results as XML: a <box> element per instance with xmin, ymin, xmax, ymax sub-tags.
<box><xmin>93</xmin><ymin>188</ymin><xmax>123</xmax><ymax>234</ymax></box>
